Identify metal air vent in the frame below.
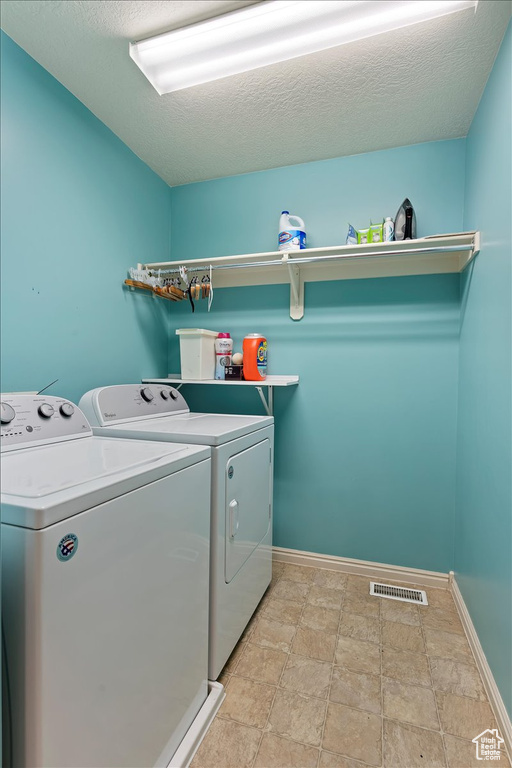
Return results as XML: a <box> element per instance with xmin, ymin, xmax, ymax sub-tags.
<box><xmin>370</xmin><ymin>582</ymin><xmax>428</xmax><ymax>605</ymax></box>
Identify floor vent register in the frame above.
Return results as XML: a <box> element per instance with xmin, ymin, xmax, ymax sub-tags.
<box><xmin>370</xmin><ymin>582</ymin><xmax>428</xmax><ymax>605</ymax></box>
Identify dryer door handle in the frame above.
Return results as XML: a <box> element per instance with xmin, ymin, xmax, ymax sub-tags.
<box><xmin>228</xmin><ymin>499</ymin><xmax>239</xmax><ymax>539</ymax></box>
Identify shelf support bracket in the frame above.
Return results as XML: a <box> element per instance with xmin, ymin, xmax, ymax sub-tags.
<box><xmin>281</xmin><ymin>255</ymin><xmax>304</xmax><ymax>321</ymax></box>
<box><xmin>255</xmin><ymin>386</ymin><xmax>273</xmax><ymax>417</ymax></box>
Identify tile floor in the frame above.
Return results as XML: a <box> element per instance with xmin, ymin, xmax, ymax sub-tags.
<box><xmin>191</xmin><ymin>562</ymin><xmax>510</xmax><ymax>768</ymax></box>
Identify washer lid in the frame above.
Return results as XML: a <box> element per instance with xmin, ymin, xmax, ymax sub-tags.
<box><xmin>96</xmin><ymin>412</ymin><xmax>274</xmax><ymax>446</ymax></box>
<box><xmin>1</xmin><ymin>436</ymin><xmax>210</xmax><ymax>529</ymax></box>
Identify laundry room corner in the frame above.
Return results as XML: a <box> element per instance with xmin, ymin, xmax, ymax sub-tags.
<box><xmin>1</xmin><ymin>1</ymin><xmax>511</xmax><ymax>765</ymax></box>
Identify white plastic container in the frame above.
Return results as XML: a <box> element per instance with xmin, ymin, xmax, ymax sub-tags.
<box><xmin>278</xmin><ymin>211</ymin><xmax>306</xmax><ymax>251</ymax></box>
<box><xmin>176</xmin><ymin>329</ymin><xmax>219</xmax><ymax>380</ymax></box>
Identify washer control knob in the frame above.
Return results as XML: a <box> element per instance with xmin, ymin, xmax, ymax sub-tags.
<box><xmin>140</xmin><ymin>388</ymin><xmax>154</xmax><ymax>402</ymax></box>
<box><xmin>170</xmin><ymin>390</ymin><xmax>179</xmax><ymax>400</ymax></box>
<box><xmin>160</xmin><ymin>389</ymin><xmax>170</xmax><ymax>400</ymax></box>
<box><xmin>60</xmin><ymin>403</ymin><xmax>75</xmax><ymax>417</ymax></box>
<box><xmin>1</xmin><ymin>403</ymin><xmax>15</xmax><ymax>424</ymax></box>
<box><xmin>38</xmin><ymin>403</ymin><xmax>55</xmax><ymax>419</ymax></box>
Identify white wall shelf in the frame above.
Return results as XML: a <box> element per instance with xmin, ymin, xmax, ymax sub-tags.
<box><xmin>137</xmin><ymin>232</ymin><xmax>480</xmax><ymax>321</ymax></box>
<box><xmin>142</xmin><ymin>375</ymin><xmax>299</xmax><ymax>416</ymax></box>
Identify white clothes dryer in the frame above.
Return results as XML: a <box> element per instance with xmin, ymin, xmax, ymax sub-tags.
<box><xmin>79</xmin><ymin>384</ymin><xmax>274</xmax><ymax>680</ymax></box>
<box><xmin>1</xmin><ymin>394</ymin><xmax>214</xmax><ymax>768</ymax></box>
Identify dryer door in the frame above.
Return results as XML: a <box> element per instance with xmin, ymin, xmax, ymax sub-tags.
<box><xmin>225</xmin><ymin>438</ymin><xmax>271</xmax><ymax>583</ymax></box>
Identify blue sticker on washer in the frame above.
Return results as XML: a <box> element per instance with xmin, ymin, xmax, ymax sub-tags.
<box><xmin>57</xmin><ymin>533</ymin><xmax>78</xmax><ymax>562</ymax></box>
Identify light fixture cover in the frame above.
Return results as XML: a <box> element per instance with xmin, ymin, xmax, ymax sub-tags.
<box><xmin>130</xmin><ymin>0</ymin><xmax>478</xmax><ymax>95</ymax></box>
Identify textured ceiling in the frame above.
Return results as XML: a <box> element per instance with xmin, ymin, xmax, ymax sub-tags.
<box><xmin>1</xmin><ymin>1</ymin><xmax>511</xmax><ymax>186</ymax></box>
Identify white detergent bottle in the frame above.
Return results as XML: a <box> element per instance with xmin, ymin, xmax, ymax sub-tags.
<box><xmin>278</xmin><ymin>211</ymin><xmax>306</xmax><ymax>251</ymax></box>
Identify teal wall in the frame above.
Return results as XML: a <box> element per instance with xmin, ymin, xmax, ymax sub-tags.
<box><xmin>0</xmin><ymin>32</ymin><xmax>172</xmax><ymax>404</ymax></box>
<box><xmin>169</xmin><ymin>140</ymin><xmax>465</xmax><ymax>572</ymax></box>
<box><xmin>456</xmin><ymin>22</ymin><xmax>512</xmax><ymax>717</ymax></box>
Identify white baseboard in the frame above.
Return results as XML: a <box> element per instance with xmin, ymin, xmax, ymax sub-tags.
<box><xmin>169</xmin><ymin>681</ymin><xmax>225</xmax><ymax>768</ymax></box>
<box><xmin>451</xmin><ymin>577</ymin><xmax>512</xmax><ymax>760</ymax></box>
<box><xmin>272</xmin><ymin>546</ymin><xmax>450</xmax><ymax>588</ymax></box>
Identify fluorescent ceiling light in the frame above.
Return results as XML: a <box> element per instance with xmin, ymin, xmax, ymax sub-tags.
<box><xmin>130</xmin><ymin>0</ymin><xmax>478</xmax><ymax>95</ymax></box>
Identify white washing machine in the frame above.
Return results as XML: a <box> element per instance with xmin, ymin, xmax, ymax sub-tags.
<box><xmin>79</xmin><ymin>384</ymin><xmax>274</xmax><ymax>681</ymax></box>
<box><xmin>0</xmin><ymin>394</ymin><xmax>217</xmax><ymax>768</ymax></box>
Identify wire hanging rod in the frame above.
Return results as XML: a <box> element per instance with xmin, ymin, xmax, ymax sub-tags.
<box><xmin>145</xmin><ymin>242</ymin><xmax>472</xmax><ymax>274</ymax></box>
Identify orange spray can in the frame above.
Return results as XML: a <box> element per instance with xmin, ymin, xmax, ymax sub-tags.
<box><xmin>243</xmin><ymin>334</ymin><xmax>267</xmax><ymax>381</ymax></box>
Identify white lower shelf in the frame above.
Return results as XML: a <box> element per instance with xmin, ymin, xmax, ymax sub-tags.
<box><xmin>143</xmin><ymin>375</ymin><xmax>299</xmax><ymax>387</ymax></box>
<box><xmin>142</xmin><ymin>375</ymin><xmax>299</xmax><ymax>416</ymax></box>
